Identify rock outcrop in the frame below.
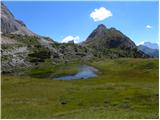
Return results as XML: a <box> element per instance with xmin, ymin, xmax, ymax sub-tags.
<box><xmin>1</xmin><ymin>3</ymin><xmax>56</xmax><ymax>73</ymax></box>
<box><xmin>1</xmin><ymin>2</ymin><xmax>36</xmax><ymax>36</ymax></box>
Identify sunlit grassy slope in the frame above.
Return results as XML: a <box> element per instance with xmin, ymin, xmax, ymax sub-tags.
<box><xmin>1</xmin><ymin>58</ymin><xmax>159</xmax><ymax>118</ymax></box>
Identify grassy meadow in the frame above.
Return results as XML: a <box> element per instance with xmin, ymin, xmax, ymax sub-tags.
<box><xmin>1</xmin><ymin>58</ymin><xmax>159</xmax><ymax>118</ymax></box>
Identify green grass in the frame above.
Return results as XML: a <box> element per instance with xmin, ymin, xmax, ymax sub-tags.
<box><xmin>1</xmin><ymin>58</ymin><xmax>159</xmax><ymax>118</ymax></box>
<box><xmin>25</xmin><ymin>60</ymin><xmax>80</xmax><ymax>77</ymax></box>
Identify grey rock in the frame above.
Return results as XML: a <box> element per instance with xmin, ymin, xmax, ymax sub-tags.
<box><xmin>1</xmin><ymin>2</ymin><xmax>36</xmax><ymax>36</ymax></box>
<box><xmin>68</xmin><ymin>40</ymin><xmax>74</xmax><ymax>44</ymax></box>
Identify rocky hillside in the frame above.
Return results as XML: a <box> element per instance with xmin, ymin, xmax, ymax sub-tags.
<box><xmin>1</xmin><ymin>2</ymin><xmax>57</xmax><ymax>73</ymax></box>
<box><xmin>1</xmin><ymin>2</ymin><xmax>36</xmax><ymax>36</ymax></box>
<box><xmin>84</xmin><ymin>24</ymin><xmax>136</xmax><ymax>49</ymax></box>
<box><xmin>83</xmin><ymin>24</ymin><xmax>147</xmax><ymax>58</ymax></box>
<box><xmin>1</xmin><ymin>2</ymin><xmax>93</xmax><ymax>73</ymax></box>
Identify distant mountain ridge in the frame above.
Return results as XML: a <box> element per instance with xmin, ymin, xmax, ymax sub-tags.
<box><xmin>138</xmin><ymin>42</ymin><xmax>159</xmax><ymax>50</ymax></box>
<box><xmin>138</xmin><ymin>45</ymin><xmax>159</xmax><ymax>58</ymax></box>
<box><xmin>137</xmin><ymin>42</ymin><xmax>159</xmax><ymax>57</ymax></box>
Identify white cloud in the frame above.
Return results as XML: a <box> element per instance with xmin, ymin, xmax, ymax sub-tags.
<box><xmin>146</xmin><ymin>25</ymin><xmax>152</xmax><ymax>29</ymax></box>
<box><xmin>90</xmin><ymin>7</ymin><xmax>112</xmax><ymax>22</ymax></box>
<box><xmin>61</xmin><ymin>35</ymin><xmax>80</xmax><ymax>43</ymax></box>
<box><xmin>137</xmin><ymin>41</ymin><xmax>145</xmax><ymax>46</ymax></box>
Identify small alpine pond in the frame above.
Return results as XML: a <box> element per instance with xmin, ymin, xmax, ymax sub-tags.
<box><xmin>55</xmin><ymin>65</ymin><xmax>98</xmax><ymax>80</ymax></box>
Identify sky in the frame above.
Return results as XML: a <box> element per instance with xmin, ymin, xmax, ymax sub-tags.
<box><xmin>3</xmin><ymin>1</ymin><xmax>158</xmax><ymax>44</ymax></box>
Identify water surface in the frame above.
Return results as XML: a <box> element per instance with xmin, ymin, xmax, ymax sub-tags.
<box><xmin>55</xmin><ymin>65</ymin><xmax>98</xmax><ymax>80</ymax></box>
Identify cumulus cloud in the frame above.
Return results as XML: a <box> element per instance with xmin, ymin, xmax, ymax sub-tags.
<box><xmin>146</xmin><ymin>25</ymin><xmax>152</xmax><ymax>29</ymax></box>
<box><xmin>137</xmin><ymin>41</ymin><xmax>145</xmax><ymax>46</ymax></box>
<box><xmin>61</xmin><ymin>35</ymin><xmax>80</xmax><ymax>43</ymax></box>
<box><xmin>90</xmin><ymin>7</ymin><xmax>112</xmax><ymax>22</ymax></box>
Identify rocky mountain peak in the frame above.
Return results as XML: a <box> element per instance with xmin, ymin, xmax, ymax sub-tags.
<box><xmin>97</xmin><ymin>24</ymin><xmax>107</xmax><ymax>30</ymax></box>
<box><xmin>1</xmin><ymin>2</ymin><xmax>14</xmax><ymax>19</ymax></box>
<box><xmin>1</xmin><ymin>2</ymin><xmax>36</xmax><ymax>36</ymax></box>
<box><xmin>86</xmin><ymin>24</ymin><xmax>108</xmax><ymax>42</ymax></box>
<box><xmin>84</xmin><ymin>24</ymin><xmax>137</xmax><ymax>50</ymax></box>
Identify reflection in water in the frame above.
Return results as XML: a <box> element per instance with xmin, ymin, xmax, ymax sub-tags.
<box><xmin>55</xmin><ymin>65</ymin><xmax>98</xmax><ymax>80</ymax></box>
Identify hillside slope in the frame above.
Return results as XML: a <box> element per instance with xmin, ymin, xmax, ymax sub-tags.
<box><xmin>83</xmin><ymin>24</ymin><xmax>148</xmax><ymax>58</ymax></box>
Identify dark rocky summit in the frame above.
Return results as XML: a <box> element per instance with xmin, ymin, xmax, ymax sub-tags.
<box><xmin>84</xmin><ymin>24</ymin><xmax>136</xmax><ymax>49</ymax></box>
<box><xmin>83</xmin><ymin>24</ymin><xmax>147</xmax><ymax>58</ymax></box>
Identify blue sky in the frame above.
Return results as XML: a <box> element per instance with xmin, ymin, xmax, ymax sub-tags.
<box><xmin>4</xmin><ymin>1</ymin><xmax>158</xmax><ymax>44</ymax></box>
